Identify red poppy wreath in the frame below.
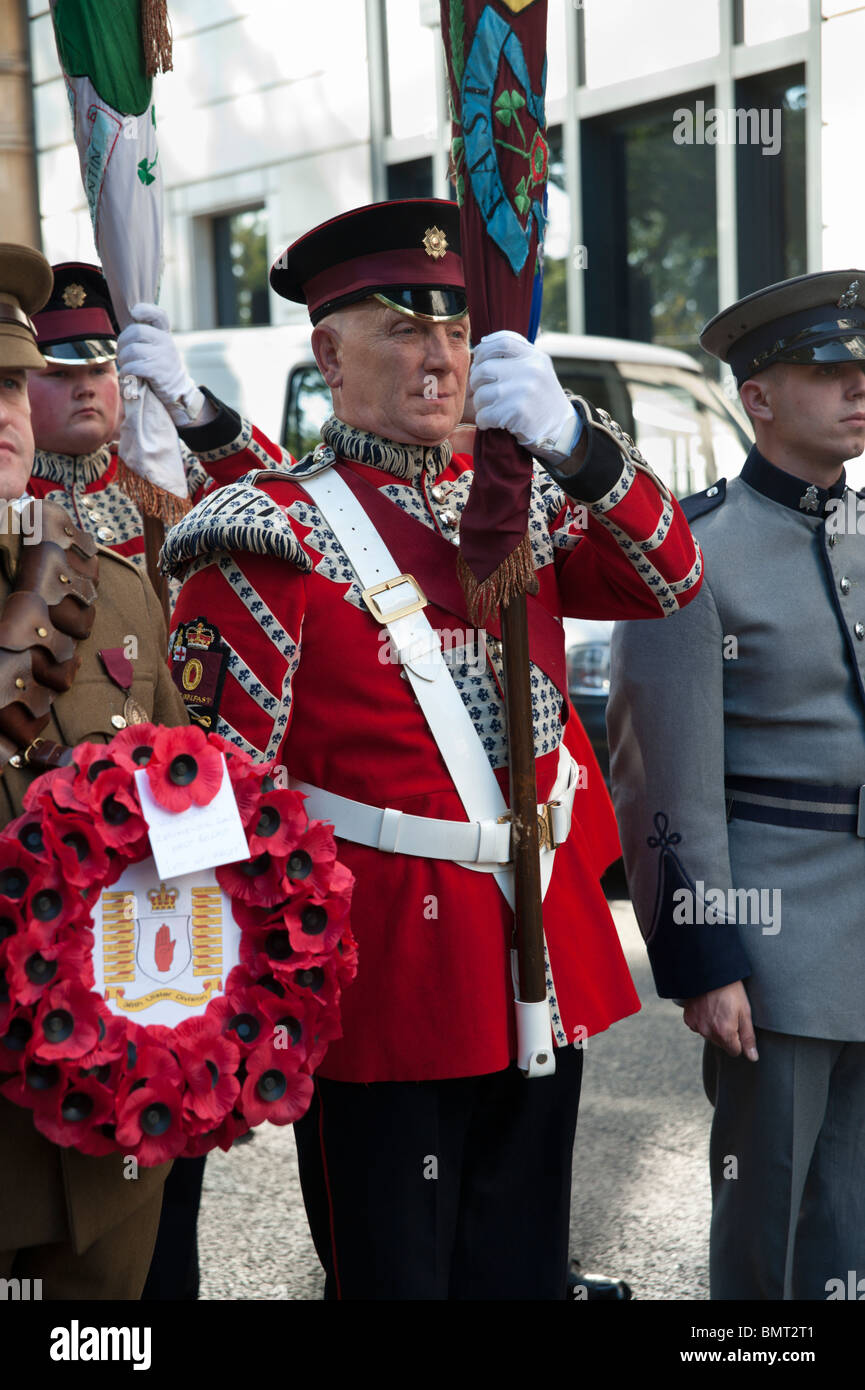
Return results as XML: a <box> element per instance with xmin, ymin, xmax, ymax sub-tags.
<box><xmin>0</xmin><ymin>724</ymin><xmax>356</xmax><ymax>1165</ymax></box>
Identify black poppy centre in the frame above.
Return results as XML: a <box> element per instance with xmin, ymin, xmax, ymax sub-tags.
<box><xmin>169</xmin><ymin>754</ymin><xmax>198</xmax><ymax>786</ymax></box>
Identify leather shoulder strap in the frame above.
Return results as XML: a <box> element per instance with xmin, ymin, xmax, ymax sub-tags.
<box><xmin>0</xmin><ymin>503</ymin><xmax>98</xmax><ymax>766</ymax></box>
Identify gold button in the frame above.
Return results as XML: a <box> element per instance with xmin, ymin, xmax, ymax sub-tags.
<box><xmin>64</xmin><ymin>526</ymin><xmax>74</xmax><ymax>537</ymax></box>
<box><xmin>111</xmin><ymin>714</ymin><xmax>127</xmax><ymax>729</ymax></box>
<box><xmin>15</xmin><ymin>678</ymin><xmax>25</xmax><ymax>690</ymax></box>
<box><xmin>59</xmin><ymin>573</ymin><xmax>70</xmax><ymax>584</ymax></box>
<box><xmin>36</xmin><ymin>626</ymin><xmax>48</xmax><ymax>638</ymax></box>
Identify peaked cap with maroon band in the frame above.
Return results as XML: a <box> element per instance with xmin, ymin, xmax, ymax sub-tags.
<box><xmin>32</xmin><ymin>262</ymin><xmax>119</xmax><ymax>364</ymax></box>
<box><xmin>270</xmin><ymin>199</ymin><xmax>467</xmax><ymax>325</ymax></box>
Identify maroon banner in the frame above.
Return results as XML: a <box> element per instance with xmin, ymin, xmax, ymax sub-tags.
<box><xmin>440</xmin><ymin>0</ymin><xmax>549</xmax><ymax>618</ymax></box>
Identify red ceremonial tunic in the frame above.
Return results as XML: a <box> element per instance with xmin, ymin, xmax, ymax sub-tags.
<box><xmin>165</xmin><ymin>409</ymin><xmax>703</xmax><ymax>1082</ymax></box>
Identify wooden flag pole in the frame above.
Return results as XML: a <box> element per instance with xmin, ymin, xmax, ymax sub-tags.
<box><xmin>142</xmin><ymin>512</ymin><xmax>170</xmax><ymax>625</ymax></box>
<box><xmin>439</xmin><ymin>0</ymin><xmax>556</xmax><ymax>1074</ymax></box>
<box><xmin>501</xmin><ymin>593</ymin><xmax>548</xmax><ymax>1006</ymax></box>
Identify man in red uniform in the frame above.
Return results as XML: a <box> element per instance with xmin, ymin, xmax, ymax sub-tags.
<box><xmin>136</xmin><ymin>200</ymin><xmax>703</xmax><ymax>1299</ymax></box>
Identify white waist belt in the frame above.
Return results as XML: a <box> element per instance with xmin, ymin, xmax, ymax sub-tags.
<box><xmin>290</xmin><ymin>743</ymin><xmax>579</xmax><ymax>873</ymax></box>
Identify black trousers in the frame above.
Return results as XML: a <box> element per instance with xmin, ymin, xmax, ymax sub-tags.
<box><xmin>293</xmin><ymin>1046</ymin><xmax>582</xmax><ymax>1300</ymax></box>
<box><xmin>141</xmin><ymin>1155</ymin><xmax>207</xmax><ymax>1301</ymax></box>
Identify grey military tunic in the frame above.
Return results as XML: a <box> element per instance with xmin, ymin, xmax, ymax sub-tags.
<box><xmin>608</xmin><ymin>447</ymin><xmax>865</xmax><ymax>1041</ymax></box>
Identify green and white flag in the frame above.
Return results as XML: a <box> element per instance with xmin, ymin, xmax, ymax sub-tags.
<box><xmin>49</xmin><ymin>0</ymin><xmax>185</xmax><ymax>499</ymax></box>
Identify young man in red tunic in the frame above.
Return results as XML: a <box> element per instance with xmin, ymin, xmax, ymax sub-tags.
<box><xmin>26</xmin><ymin>263</ymin><xmax>290</xmax><ymax>606</ymax></box>
<box><xmin>127</xmin><ymin>199</ymin><xmax>703</xmax><ymax>1300</ymax></box>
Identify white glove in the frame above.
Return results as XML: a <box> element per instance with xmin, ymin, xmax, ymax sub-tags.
<box><xmin>470</xmin><ymin>329</ymin><xmax>582</xmax><ymax>463</ymax></box>
<box><xmin>116</xmin><ymin>303</ymin><xmax>205</xmax><ymax>426</ymax></box>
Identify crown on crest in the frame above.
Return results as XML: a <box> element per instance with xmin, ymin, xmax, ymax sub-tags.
<box><xmin>187</xmin><ymin>621</ymin><xmax>215</xmax><ymax>650</ymax></box>
<box><xmin>147</xmin><ymin>883</ymin><xmax>179</xmax><ymax>912</ymax></box>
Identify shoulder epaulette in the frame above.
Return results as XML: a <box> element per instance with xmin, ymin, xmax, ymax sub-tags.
<box><xmin>286</xmin><ymin>445</ymin><xmax>337</xmax><ymax>480</ymax></box>
<box><xmin>159</xmin><ymin>473</ymin><xmax>313</xmax><ymax>577</ymax></box>
<box><xmin>681</xmin><ymin>478</ymin><xmax>726</xmax><ymax>522</ymax></box>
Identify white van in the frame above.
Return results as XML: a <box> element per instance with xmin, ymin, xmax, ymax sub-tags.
<box><xmin>175</xmin><ymin>325</ymin><xmax>754</xmax><ymax>490</ymax></box>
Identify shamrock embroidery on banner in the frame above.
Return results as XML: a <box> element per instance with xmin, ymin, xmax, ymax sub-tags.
<box><xmin>137</xmin><ymin>156</ymin><xmax>157</xmax><ymax>186</ymax></box>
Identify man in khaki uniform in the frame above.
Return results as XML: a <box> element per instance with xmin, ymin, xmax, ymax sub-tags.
<box><xmin>0</xmin><ymin>243</ymin><xmax>186</xmax><ymax>1299</ymax></box>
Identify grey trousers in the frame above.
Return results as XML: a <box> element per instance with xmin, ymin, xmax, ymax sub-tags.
<box><xmin>703</xmin><ymin>1028</ymin><xmax>865</xmax><ymax>1300</ymax></box>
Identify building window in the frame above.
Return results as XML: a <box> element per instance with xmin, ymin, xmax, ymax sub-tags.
<box><xmin>212</xmin><ymin>207</ymin><xmax>271</xmax><ymax>328</ymax></box>
<box><xmin>540</xmin><ymin>125</ymin><xmax>568</xmax><ymax>334</ymax></box>
<box><xmin>581</xmin><ymin>94</ymin><xmax>718</xmax><ymax>355</ymax></box>
<box><xmin>387</xmin><ymin>157</ymin><xmax>434</xmax><ymax>200</ymax></box>
<box><xmin>737</xmin><ymin>0</ymin><xmax>809</xmax><ymax>46</ymax></box>
<box><xmin>385</xmin><ymin>0</ymin><xmax>437</xmax><ymax>139</ymax></box>
<box><xmin>583</xmin><ymin>0</ymin><xmax>720</xmax><ymax>90</ymax></box>
<box><xmin>735</xmin><ymin>67</ymin><xmax>806</xmax><ymax>296</ymax></box>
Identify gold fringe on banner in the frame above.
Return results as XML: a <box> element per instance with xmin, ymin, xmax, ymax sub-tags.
<box><xmin>458</xmin><ymin>531</ymin><xmax>539</xmax><ymax>627</ymax></box>
<box><xmin>118</xmin><ymin>460</ymin><xmax>191</xmax><ymax>525</ymax></box>
<box><xmin>141</xmin><ymin>0</ymin><xmax>174</xmax><ymax>76</ymax></box>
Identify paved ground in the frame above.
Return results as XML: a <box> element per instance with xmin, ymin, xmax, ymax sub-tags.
<box><xmin>567</xmin><ymin>899</ymin><xmax>710</xmax><ymax>1300</ymax></box>
<box><xmin>198</xmin><ymin>894</ymin><xmax>711</xmax><ymax>1301</ymax></box>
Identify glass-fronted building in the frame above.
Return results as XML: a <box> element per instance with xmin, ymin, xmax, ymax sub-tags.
<box><xmin>24</xmin><ymin>0</ymin><xmax>863</xmax><ymax>382</ymax></box>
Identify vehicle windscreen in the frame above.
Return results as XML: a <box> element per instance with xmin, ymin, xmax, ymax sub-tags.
<box><xmin>284</xmin><ymin>353</ymin><xmax>753</xmax><ymax>492</ymax></box>
<box><xmin>552</xmin><ymin>357</ymin><xmax>752</xmax><ymax>495</ymax></box>
<box><xmin>282</xmin><ymin>366</ymin><xmax>334</xmax><ymax>459</ymax></box>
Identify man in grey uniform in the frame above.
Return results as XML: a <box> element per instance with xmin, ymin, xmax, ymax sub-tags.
<box><xmin>607</xmin><ymin>269</ymin><xmax>865</xmax><ymax>1300</ymax></box>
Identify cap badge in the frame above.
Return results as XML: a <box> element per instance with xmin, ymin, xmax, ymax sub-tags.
<box><xmin>837</xmin><ymin>281</ymin><xmax>860</xmax><ymax>310</ymax></box>
<box><xmin>423</xmin><ymin>227</ymin><xmax>448</xmax><ymax>260</ymax></box>
<box><xmin>62</xmin><ymin>282</ymin><xmax>87</xmax><ymax>308</ymax></box>
<box><xmin>799</xmin><ymin>485</ymin><xmax>821</xmax><ymax>513</ymax></box>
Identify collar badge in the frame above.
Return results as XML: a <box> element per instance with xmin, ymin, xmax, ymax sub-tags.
<box><xmin>837</xmin><ymin>281</ymin><xmax>860</xmax><ymax>309</ymax></box>
<box><xmin>423</xmin><ymin>227</ymin><xmax>448</xmax><ymax>260</ymax></box>
<box><xmin>799</xmin><ymin>485</ymin><xmax>821</xmax><ymax>513</ymax></box>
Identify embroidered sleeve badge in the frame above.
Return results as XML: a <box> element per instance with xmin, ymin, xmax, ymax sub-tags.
<box><xmin>169</xmin><ymin>618</ymin><xmax>229</xmax><ymax>731</ymax></box>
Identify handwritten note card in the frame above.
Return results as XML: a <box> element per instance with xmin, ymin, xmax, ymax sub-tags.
<box><xmin>134</xmin><ymin>755</ymin><xmax>250</xmax><ymax>879</ymax></box>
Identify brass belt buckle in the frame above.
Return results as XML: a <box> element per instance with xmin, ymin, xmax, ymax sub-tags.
<box><xmin>8</xmin><ymin>737</ymin><xmax>44</xmax><ymax>770</ymax></box>
<box><xmin>23</xmin><ymin>737</ymin><xmax>45</xmax><ymax>767</ymax></box>
<box><xmin>361</xmin><ymin>574</ymin><xmax>427</xmax><ymax>624</ymax></box>
<box><xmin>498</xmin><ymin>803</ymin><xmax>561</xmax><ymax>854</ymax></box>
<box><xmin>538</xmin><ymin>801</ymin><xmax>560</xmax><ymax>852</ymax></box>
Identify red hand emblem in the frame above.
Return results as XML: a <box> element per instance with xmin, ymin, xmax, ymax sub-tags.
<box><xmin>154</xmin><ymin>923</ymin><xmax>176</xmax><ymax>972</ymax></box>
